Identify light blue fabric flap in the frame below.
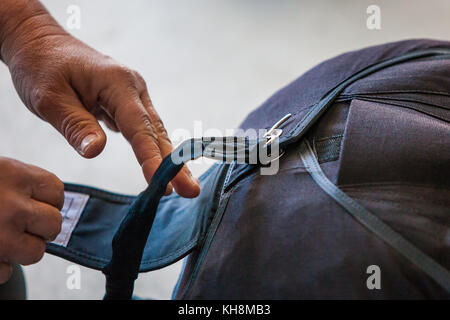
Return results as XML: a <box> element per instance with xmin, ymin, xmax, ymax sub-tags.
<box><xmin>46</xmin><ymin>163</ymin><xmax>226</xmax><ymax>272</ymax></box>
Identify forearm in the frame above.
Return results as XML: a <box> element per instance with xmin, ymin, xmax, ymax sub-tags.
<box><xmin>0</xmin><ymin>0</ymin><xmax>67</xmax><ymax>64</ymax></box>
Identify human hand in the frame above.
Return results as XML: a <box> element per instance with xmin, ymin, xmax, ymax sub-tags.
<box><xmin>0</xmin><ymin>157</ymin><xmax>63</xmax><ymax>284</ymax></box>
<box><xmin>1</xmin><ymin>9</ymin><xmax>200</xmax><ymax>197</ymax></box>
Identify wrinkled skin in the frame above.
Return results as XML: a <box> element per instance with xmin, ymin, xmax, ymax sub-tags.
<box><xmin>0</xmin><ymin>157</ymin><xmax>64</xmax><ymax>284</ymax></box>
<box><xmin>5</xmin><ymin>33</ymin><xmax>199</xmax><ymax>196</ymax></box>
<box><xmin>0</xmin><ymin>0</ymin><xmax>200</xmax><ymax>284</ymax></box>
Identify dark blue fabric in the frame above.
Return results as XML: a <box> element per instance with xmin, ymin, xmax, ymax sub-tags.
<box><xmin>174</xmin><ymin>40</ymin><xmax>450</xmax><ymax>299</ymax></box>
<box><xmin>46</xmin><ymin>163</ymin><xmax>226</xmax><ymax>272</ymax></box>
<box><xmin>44</xmin><ymin>39</ymin><xmax>450</xmax><ymax>299</ymax></box>
<box><xmin>239</xmin><ymin>39</ymin><xmax>449</xmax><ymax>132</ymax></box>
<box><xmin>227</xmin><ymin>43</ymin><xmax>450</xmax><ymax>191</ymax></box>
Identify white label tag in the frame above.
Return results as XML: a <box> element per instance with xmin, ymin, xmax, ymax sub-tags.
<box><xmin>52</xmin><ymin>191</ymin><xmax>90</xmax><ymax>247</ymax></box>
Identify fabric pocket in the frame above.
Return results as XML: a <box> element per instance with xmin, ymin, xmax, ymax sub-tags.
<box><xmin>338</xmin><ymin>92</ymin><xmax>450</xmax><ymax>123</ymax></box>
<box><xmin>335</xmin><ymin>98</ymin><xmax>450</xmax><ymax>282</ymax></box>
<box><xmin>337</xmin><ymin>98</ymin><xmax>450</xmax><ymax>188</ymax></box>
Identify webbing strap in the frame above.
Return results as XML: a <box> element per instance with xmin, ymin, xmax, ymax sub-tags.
<box><xmin>102</xmin><ymin>137</ymin><xmax>265</xmax><ymax>300</ymax></box>
<box><xmin>299</xmin><ymin>139</ymin><xmax>450</xmax><ymax>292</ymax></box>
<box><xmin>103</xmin><ymin>48</ymin><xmax>450</xmax><ymax>300</ymax></box>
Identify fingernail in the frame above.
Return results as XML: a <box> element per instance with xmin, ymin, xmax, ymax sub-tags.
<box><xmin>79</xmin><ymin>134</ymin><xmax>97</xmax><ymax>155</ymax></box>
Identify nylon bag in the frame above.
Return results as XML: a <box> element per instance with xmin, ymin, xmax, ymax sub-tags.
<box><xmin>46</xmin><ymin>39</ymin><xmax>450</xmax><ymax>299</ymax></box>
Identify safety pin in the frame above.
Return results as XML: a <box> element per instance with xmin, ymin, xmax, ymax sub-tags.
<box><xmin>264</xmin><ymin>113</ymin><xmax>292</xmax><ymax>145</ymax></box>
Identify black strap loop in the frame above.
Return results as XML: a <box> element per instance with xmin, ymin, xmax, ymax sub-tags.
<box><xmin>102</xmin><ymin>48</ymin><xmax>450</xmax><ymax>300</ymax></box>
<box><xmin>102</xmin><ymin>137</ymin><xmax>262</xmax><ymax>300</ymax></box>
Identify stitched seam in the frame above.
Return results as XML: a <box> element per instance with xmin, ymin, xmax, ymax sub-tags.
<box><xmin>351</xmin><ymin>97</ymin><xmax>450</xmax><ymax>122</ymax></box>
<box><xmin>47</xmin><ymin>244</ymin><xmax>108</xmax><ymax>264</ymax></box>
<box><xmin>338</xmin><ymin>181</ymin><xmax>450</xmax><ymax>191</ymax></box>
<box><xmin>140</xmin><ymin>238</ymin><xmax>199</xmax><ymax>266</ymax></box>
<box><xmin>341</xmin><ymin>89</ymin><xmax>450</xmax><ymax>96</ymax></box>
<box><xmin>64</xmin><ymin>184</ymin><xmax>135</xmax><ymax>203</ymax></box>
<box><xmin>315</xmin><ymin>134</ymin><xmax>344</xmax><ymax>142</ymax></box>
<box><xmin>283</xmin><ymin>49</ymin><xmax>450</xmax><ymax>143</ymax></box>
<box><xmin>182</xmin><ymin>163</ymin><xmax>235</xmax><ymax>298</ymax></box>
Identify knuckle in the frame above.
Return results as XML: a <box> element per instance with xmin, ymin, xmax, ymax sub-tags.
<box><xmin>110</xmin><ymin>65</ymin><xmax>145</xmax><ymax>91</ymax></box>
<box><xmin>38</xmin><ymin>168</ymin><xmax>60</xmax><ymax>185</ymax></box>
<box><xmin>48</xmin><ymin>173</ymin><xmax>64</xmax><ymax>205</ymax></box>
<box><xmin>42</xmin><ymin>173</ymin><xmax>65</xmax><ymax>208</ymax></box>
<box><xmin>140</xmin><ymin>154</ymin><xmax>164</xmax><ymax>176</ymax></box>
<box><xmin>133</xmin><ymin>71</ymin><xmax>146</xmax><ymax>87</ymax></box>
<box><xmin>47</xmin><ymin>210</ymin><xmax>62</xmax><ymax>241</ymax></box>
<box><xmin>153</xmin><ymin>118</ymin><xmax>169</xmax><ymax>137</ymax></box>
<box><xmin>128</xmin><ymin>112</ymin><xmax>158</xmax><ymax>141</ymax></box>
<box><xmin>126</xmin><ymin>112</ymin><xmax>158</xmax><ymax>150</ymax></box>
<box><xmin>132</xmin><ymin>128</ymin><xmax>159</xmax><ymax>148</ymax></box>
<box><xmin>55</xmin><ymin>185</ymin><xmax>65</xmax><ymax>210</ymax></box>
<box><xmin>54</xmin><ymin>176</ymin><xmax>65</xmax><ymax>196</ymax></box>
<box><xmin>115</xmin><ymin>66</ymin><xmax>137</xmax><ymax>84</ymax></box>
<box><xmin>41</xmin><ymin>170</ymin><xmax>61</xmax><ymax>186</ymax></box>
<box><xmin>0</xmin><ymin>158</ymin><xmax>27</xmax><ymax>180</ymax></box>
<box><xmin>22</xmin><ymin>240</ymin><xmax>46</xmax><ymax>265</ymax></box>
<box><xmin>144</xmin><ymin>122</ymin><xmax>159</xmax><ymax>143</ymax></box>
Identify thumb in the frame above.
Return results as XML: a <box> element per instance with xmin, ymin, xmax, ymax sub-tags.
<box><xmin>36</xmin><ymin>90</ymin><xmax>106</xmax><ymax>158</ymax></box>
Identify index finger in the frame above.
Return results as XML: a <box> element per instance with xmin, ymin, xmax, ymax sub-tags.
<box><xmin>101</xmin><ymin>87</ymin><xmax>166</xmax><ymax>181</ymax></box>
<box><xmin>97</xmin><ymin>72</ymin><xmax>199</xmax><ymax>197</ymax></box>
<box><xmin>140</xmin><ymin>90</ymin><xmax>200</xmax><ymax>198</ymax></box>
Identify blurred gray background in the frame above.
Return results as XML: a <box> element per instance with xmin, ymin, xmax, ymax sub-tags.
<box><xmin>0</xmin><ymin>0</ymin><xmax>448</xmax><ymax>299</ymax></box>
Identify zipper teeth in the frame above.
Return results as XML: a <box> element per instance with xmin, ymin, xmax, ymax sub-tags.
<box><xmin>181</xmin><ymin>161</ymin><xmax>236</xmax><ymax>298</ymax></box>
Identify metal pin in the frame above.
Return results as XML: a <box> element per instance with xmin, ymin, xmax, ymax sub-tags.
<box><xmin>263</xmin><ymin>113</ymin><xmax>292</xmax><ymax>138</ymax></box>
